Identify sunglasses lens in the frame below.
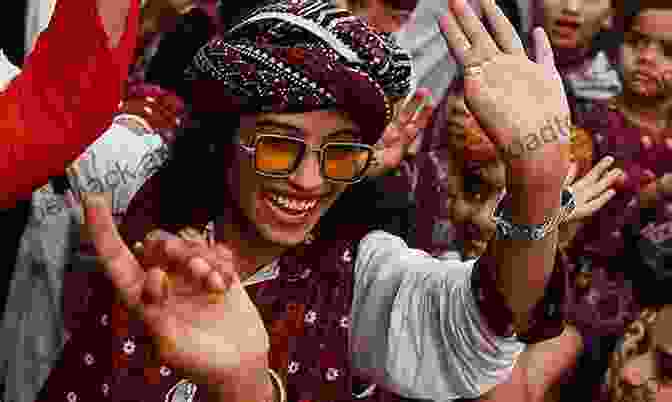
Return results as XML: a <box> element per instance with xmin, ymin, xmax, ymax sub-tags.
<box><xmin>323</xmin><ymin>144</ymin><xmax>371</xmax><ymax>181</ymax></box>
<box><xmin>256</xmin><ymin>136</ymin><xmax>304</xmax><ymax>174</ymax></box>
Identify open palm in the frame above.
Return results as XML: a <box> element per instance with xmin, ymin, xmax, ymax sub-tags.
<box><xmin>371</xmin><ymin>88</ymin><xmax>434</xmax><ymax>174</ymax></box>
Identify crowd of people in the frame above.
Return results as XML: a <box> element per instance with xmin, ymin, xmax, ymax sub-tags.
<box><xmin>0</xmin><ymin>0</ymin><xmax>671</xmax><ymax>402</ymax></box>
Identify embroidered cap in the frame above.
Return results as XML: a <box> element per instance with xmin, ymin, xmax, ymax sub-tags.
<box><xmin>185</xmin><ymin>0</ymin><xmax>412</xmax><ymax>144</ymax></box>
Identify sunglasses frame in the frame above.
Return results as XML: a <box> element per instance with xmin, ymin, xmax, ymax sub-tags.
<box><xmin>237</xmin><ymin>133</ymin><xmax>379</xmax><ymax>184</ymax></box>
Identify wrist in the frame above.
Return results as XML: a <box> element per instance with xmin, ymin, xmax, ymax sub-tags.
<box><xmin>505</xmin><ymin>186</ymin><xmax>563</xmax><ymax>225</ymax></box>
<box><xmin>504</xmin><ymin>141</ymin><xmax>570</xmax><ymax>196</ymax></box>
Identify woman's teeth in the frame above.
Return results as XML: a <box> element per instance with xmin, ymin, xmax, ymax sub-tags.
<box><xmin>269</xmin><ymin>193</ymin><xmax>319</xmax><ymax>213</ymax></box>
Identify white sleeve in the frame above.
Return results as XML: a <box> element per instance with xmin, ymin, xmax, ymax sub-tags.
<box><xmin>66</xmin><ymin>122</ymin><xmax>169</xmax><ymax>215</ymax></box>
<box><xmin>350</xmin><ymin>231</ymin><xmax>524</xmax><ymax>401</ymax></box>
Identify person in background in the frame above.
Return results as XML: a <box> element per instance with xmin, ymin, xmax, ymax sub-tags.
<box><xmin>565</xmin><ymin>0</ymin><xmax>672</xmax><ymax>338</ymax></box>
<box><xmin>532</xmin><ymin>0</ymin><xmax>622</xmax><ymax>128</ymax></box>
<box><xmin>560</xmin><ymin>1</ymin><xmax>672</xmax><ymax>399</ymax></box>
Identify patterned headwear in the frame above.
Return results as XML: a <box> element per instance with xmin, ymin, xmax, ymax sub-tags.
<box><xmin>185</xmin><ymin>0</ymin><xmax>412</xmax><ymax>144</ymax></box>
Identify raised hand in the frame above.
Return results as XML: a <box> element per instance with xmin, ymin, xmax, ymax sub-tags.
<box><xmin>563</xmin><ymin>156</ymin><xmax>621</xmax><ymax>222</ymax></box>
<box><xmin>81</xmin><ymin>193</ymin><xmax>270</xmax><ymax>400</ymax></box>
<box><xmin>558</xmin><ymin>156</ymin><xmax>621</xmax><ymax>249</ymax></box>
<box><xmin>368</xmin><ymin>88</ymin><xmax>434</xmax><ymax>175</ymax></box>
<box><xmin>438</xmin><ymin>0</ymin><xmax>571</xmax><ymax>193</ymax></box>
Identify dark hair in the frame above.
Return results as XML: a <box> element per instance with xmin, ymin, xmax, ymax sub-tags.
<box><xmin>217</xmin><ymin>0</ymin><xmax>276</xmax><ymax>28</ymax></box>
<box><xmin>153</xmin><ymin>112</ymin><xmax>240</xmax><ymax>229</ymax></box>
<box><xmin>145</xmin><ymin>7</ymin><xmax>217</xmax><ymax>98</ymax></box>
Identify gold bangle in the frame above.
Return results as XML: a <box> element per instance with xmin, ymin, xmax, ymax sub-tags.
<box><xmin>267</xmin><ymin>369</ymin><xmax>287</xmax><ymax>402</ymax></box>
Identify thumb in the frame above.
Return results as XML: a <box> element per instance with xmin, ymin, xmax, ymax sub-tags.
<box><xmin>82</xmin><ymin>192</ymin><xmax>145</xmax><ymax>307</ymax></box>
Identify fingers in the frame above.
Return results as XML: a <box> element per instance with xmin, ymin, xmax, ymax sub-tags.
<box><xmin>140</xmin><ymin>229</ymin><xmax>203</xmax><ymax>268</ymax></box>
<box><xmin>438</xmin><ymin>11</ymin><xmax>472</xmax><ymax>68</ymax></box>
<box><xmin>590</xmin><ymin>167</ymin><xmax>623</xmax><ymax>196</ymax></box>
<box><xmin>478</xmin><ymin>160</ymin><xmax>506</xmax><ymax>188</ymax></box>
<box><xmin>82</xmin><ymin>192</ymin><xmax>145</xmax><ymax>307</ymax></box>
<box><xmin>449</xmin><ymin>0</ymin><xmax>499</xmax><ymax>63</ymax></box>
<box><xmin>563</xmin><ymin>162</ymin><xmax>578</xmax><ymax>187</ymax></box>
<box><xmin>531</xmin><ymin>27</ymin><xmax>556</xmax><ymax>71</ymax></box>
<box><xmin>141</xmin><ymin>258</ymin><xmax>232</xmax><ymax>310</ymax></box>
<box><xmin>136</xmin><ymin>228</ymin><xmax>237</xmax><ymax>292</ymax></box>
<box><xmin>578</xmin><ymin>155</ymin><xmax>615</xmax><ymax>187</ymax></box>
<box><xmin>573</xmin><ymin>187</ymin><xmax>617</xmax><ymax>221</ymax></box>
<box><xmin>206</xmin><ymin>270</ymin><xmax>229</xmax><ymax>294</ymax></box>
<box><xmin>393</xmin><ymin>88</ymin><xmax>434</xmax><ymax>137</ymax></box>
<box><xmin>143</xmin><ymin>267</ymin><xmax>168</xmax><ymax>305</ymax></box>
<box><xmin>407</xmin><ymin>88</ymin><xmax>435</xmax><ymax>127</ymax></box>
<box><xmin>478</xmin><ymin>0</ymin><xmax>526</xmax><ymax>56</ymax></box>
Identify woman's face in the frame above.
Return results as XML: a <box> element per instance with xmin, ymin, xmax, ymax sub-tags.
<box><xmin>226</xmin><ymin>110</ymin><xmax>357</xmax><ymax>247</ymax></box>
<box><xmin>621</xmin><ymin>9</ymin><xmax>672</xmax><ymax>99</ymax></box>
<box><xmin>541</xmin><ymin>0</ymin><xmax>612</xmax><ymax>50</ymax></box>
